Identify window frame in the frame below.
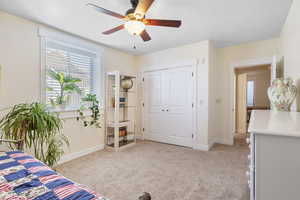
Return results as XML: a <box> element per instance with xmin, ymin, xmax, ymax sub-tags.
<box><xmin>39</xmin><ymin>26</ymin><xmax>104</xmax><ymax>115</ymax></box>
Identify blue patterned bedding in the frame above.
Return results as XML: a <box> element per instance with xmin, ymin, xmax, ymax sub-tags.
<box><xmin>0</xmin><ymin>151</ymin><xmax>109</xmax><ymax>200</ymax></box>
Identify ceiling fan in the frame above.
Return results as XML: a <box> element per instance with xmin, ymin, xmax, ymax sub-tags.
<box><xmin>87</xmin><ymin>0</ymin><xmax>182</xmax><ymax>42</ymax></box>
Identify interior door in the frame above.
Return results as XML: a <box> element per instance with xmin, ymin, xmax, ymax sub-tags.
<box><xmin>143</xmin><ymin>66</ymin><xmax>194</xmax><ymax>147</ymax></box>
<box><xmin>143</xmin><ymin>70</ymin><xmax>167</xmax><ymax>140</ymax></box>
<box><xmin>236</xmin><ymin>73</ymin><xmax>248</xmax><ymax>134</ymax></box>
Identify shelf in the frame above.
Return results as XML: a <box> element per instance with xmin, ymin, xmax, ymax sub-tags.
<box><xmin>107</xmin><ymin>139</ymin><xmax>135</xmax><ymax>149</ymax></box>
<box><xmin>108</xmin><ymin>120</ymin><xmax>132</xmax><ymax>127</ymax></box>
<box><xmin>107</xmin><ymin>71</ymin><xmax>136</xmax><ymax>79</ymax></box>
<box><xmin>108</xmin><ymin>90</ymin><xmax>136</xmax><ymax>95</ymax></box>
<box><xmin>107</xmin><ymin>132</ymin><xmax>135</xmax><ymax>138</ymax></box>
<box><xmin>106</xmin><ymin>70</ymin><xmax>136</xmax><ymax>151</ymax></box>
<box><xmin>106</xmin><ymin>106</ymin><xmax>137</xmax><ymax>109</ymax></box>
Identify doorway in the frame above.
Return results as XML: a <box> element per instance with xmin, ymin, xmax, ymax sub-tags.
<box><xmin>234</xmin><ymin>65</ymin><xmax>271</xmax><ymax>145</ymax></box>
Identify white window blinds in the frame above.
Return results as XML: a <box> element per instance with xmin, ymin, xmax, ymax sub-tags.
<box><xmin>45</xmin><ymin>40</ymin><xmax>98</xmax><ymax>109</ymax></box>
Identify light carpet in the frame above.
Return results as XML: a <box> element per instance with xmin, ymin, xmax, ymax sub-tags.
<box><xmin>56</xmin><ymin>141</ymin><xmax>249</xmax><ymax>200</ymax></box>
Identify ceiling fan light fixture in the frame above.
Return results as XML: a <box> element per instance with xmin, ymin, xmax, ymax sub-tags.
<box><xmin>124</xmin><ymin>20</ymin><xmax>145</xmax><ymax>35</ymax></box>
<box><xmin>134</xmin><ymin>13</ymin><xmax>144</xmax><ymax>20</ymax></box>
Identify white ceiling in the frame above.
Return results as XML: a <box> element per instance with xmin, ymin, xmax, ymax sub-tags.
<box><xmin>0</xmin><ymin>0</ymin><xmax>292</xmax><ymax>55</ymax></box>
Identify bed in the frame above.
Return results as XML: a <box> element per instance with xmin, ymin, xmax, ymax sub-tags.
<box><xmin>0</xmin><ymin>151</ymin><xmax>109</xmax><ymax>200</ymax></box>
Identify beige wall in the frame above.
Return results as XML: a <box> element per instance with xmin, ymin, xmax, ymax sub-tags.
<box><xmin>136</xmin><ymin>41</ymin><xmax>210</xmax><ymax>67</ymax></box>
<box><xmin>215</xmin><ymin>38</ymin><xmax>280</xmax><ymax>144</ymax></box>
<box><xmin>0</xmin><ymin>11</ymin><xmax>137</xmax><ymax>159</ymax></box>
<box><xmin>281</xmin><ymin>0</ymin><xmax>300</xmax><ymax>111</ymax></box>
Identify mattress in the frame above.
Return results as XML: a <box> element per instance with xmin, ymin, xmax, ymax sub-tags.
<box><xmin>0</xmin><ymin>151</ymin><xmax>109</xmax><ymax>200</ymax></box>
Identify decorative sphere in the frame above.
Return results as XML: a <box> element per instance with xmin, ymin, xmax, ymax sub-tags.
<box><xmin>121</xmin><ymin>78</ymin><xmax>133</xmax><ymax>90</ymax></box>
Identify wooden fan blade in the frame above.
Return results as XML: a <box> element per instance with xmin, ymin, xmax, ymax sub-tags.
<box><xmin>140</xmin><ymin>30</ymin><xmax>151</xmax><ymax>42</ymax></box>
<box><xmin>144</xmin><ymin>19</ymin><xmax>182</xmax><ymax>28</ymax></box>
<box><xmin>103</xmin><ymin>25</ymin><xmax>125</xmax><ymax>35</ymax></box>
<box><xmin>87</xmin><ymin>3</ymin><xmax>124</xmax><ymax>19</ymax></box>
<box><xmin>134</xmin><ymin>0</ymin><xmax>155</xmax><ymax>17</ymax></box>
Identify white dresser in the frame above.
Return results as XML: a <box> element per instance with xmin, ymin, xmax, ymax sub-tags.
<box><xmin>247</xmin><ymin>110</ymin><xmax>300</xmax><ymax>200</ymax></box>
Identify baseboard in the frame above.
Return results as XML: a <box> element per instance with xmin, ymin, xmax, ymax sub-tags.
<box><xmin>213</xmin><ymin>137</ymin><xmax>234</xmax><ymax>146</ymax></box>
<box><xmin>193</xmin><ymin>136</ymin><xmax>234</xmax><ymax>151</ymax></box>
<box><xmin>193</xmin><ymin>144</ymin><xmax>210</xmax><ymax>151</ymax></box>
<box><xmin>136</xmin><ymin>133</ymin><xmax>144</xmax><ymax>140</ymax></box>
<box><xmin>57</xmin><ymin>144</ymin><xmax>105</xmax><ymax>166</ymax></box>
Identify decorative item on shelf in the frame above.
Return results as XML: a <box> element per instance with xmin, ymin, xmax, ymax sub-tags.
<box><xmin>119</xmin><ymin>127</ymin><xmax>127</xmax><ymax>137</ymax></box>
<box><xmin>0</xmin><ymin>102</ymin><xmax>69</xmax><ymax>167</ymax></box>
<box><xmin>120</xmin><ymin>97</ymin><xmax>126</xmax><ymax>107</ymax></box>
<box><xmin>111</xmin><ymin>97</ymin><xmax>115</xmax><ymax>108</ymax></box>
<box><xmin>267</xmin><ymin>78</ymin><xmax>298</xmax><ymax>111</ymax></box>
<box><xmin>111</xmin><ymin>97</ymin><xmax>127</xmax><ymax>108</ymax></box>
<box><xmin>120</xmin><ymin>77</ymin><xmax>133</xmax><ymax>91</ymax></box>
<box><xmin>47</xmin><ymin>69</ymin><xmax>82</xmax><ymax>109</ymax></box>
<box><xmin>77</xmin><ymin>94</ymin><xmax>102</xmax><ymax>128</ymax></box>
<box><xmin>120</xmin><ymin>97</ymin><xmax>126</xmax><ymax>103</ymax></box>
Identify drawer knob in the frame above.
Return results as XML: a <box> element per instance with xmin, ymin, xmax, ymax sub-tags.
<box><xmin>249</xmin><ymin>165</ymin><xmax>254</xmax><ymax>171</ymax></box>
<box><xmin>246</xmin><ymin>171</ymin><xmax>250</xmax><ymax>177</ymax></box>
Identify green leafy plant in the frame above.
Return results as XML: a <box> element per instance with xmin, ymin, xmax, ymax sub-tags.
<box><xmin>0</xmin><ymin>102</ymin><xmax>69</xmax><ymax>167</ymax></box>
<box><xmin>77</xmin><ymin>94</ymin><xmax>102</xmax><ymax>128</ymax></box>
<box><xmin>47</xmin><ymin>69</ymin><xmax>82</xmax><ymax>107</ymax></box>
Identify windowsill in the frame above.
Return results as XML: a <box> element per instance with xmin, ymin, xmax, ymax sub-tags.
<box><xmin>50</xmin><ymin>108</ymin><xmax>92</xmax><ymax>119</ymax></box>
<box><xmin>50</xmin><ymin>107</ymin><xmax>80</xmax><ymax>113</ymax></box>
<box><xmin>49</xmin><ymin>106</ymin><xmax>104</xmax><ymax>119</ymax></box>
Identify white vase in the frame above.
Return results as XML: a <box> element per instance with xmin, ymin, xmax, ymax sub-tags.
<box><xmin>267</xmin><ymin>78</ymin><xmax>297</xmax><ymax>111</ymax></box>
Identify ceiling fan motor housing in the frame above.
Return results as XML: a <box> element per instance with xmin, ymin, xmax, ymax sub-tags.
<box><xmin>126</xmin><ymin>0</ymin><xmax>139</xmax><ymax>16</ymax></box>
<box><xmin>126</xmin><ymin>8</ymin><xmax>135</xmax><ymax>16</ymax></box>
<box><xmin>126</xmin><ymin>0</ymin><xmax>145</xmax><ymax>20</ymax></box>
<box><xmin>130</xmin><ymin>0</ymin><xmax>139</xmax><ymax>8</ymax></box>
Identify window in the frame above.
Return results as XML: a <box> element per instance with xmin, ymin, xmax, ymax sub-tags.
<box><xmin>247</xmin><ymin>80</ymin><xmax>254</xmax><ymax>106</ymax></box>
<box><xmin>40</xmin><ymin>27</ymin><xmax>102</xmax><ymax>111</ymax></box>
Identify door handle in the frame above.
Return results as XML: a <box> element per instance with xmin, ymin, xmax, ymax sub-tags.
<box><xmin>161</xmin><ymin>109</ymin><xmax>165</xmax><ymax>112</ymax></box>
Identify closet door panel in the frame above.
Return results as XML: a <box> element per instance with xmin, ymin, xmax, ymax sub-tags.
<box><xmin>166</xmin><ymin>67</ymin><xmax>193</xmax><ymax>140</ymax></box>
<box><xmin>144</xmin><ymin>71</ymin><xmax>167</xmax><ymax>136</ymax></box>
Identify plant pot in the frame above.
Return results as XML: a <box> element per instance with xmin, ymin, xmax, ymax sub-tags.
<box><xmin>267</xmin><ymin>78</ymin><xmax>297</xmax><ymax>111</ymax></box>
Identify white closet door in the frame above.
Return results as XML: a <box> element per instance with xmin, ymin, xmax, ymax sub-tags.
<box><xmin>143</xmin><ymin>66</ymin><xmax>194</xmax><ymax>147</ymax></box>
<box><xmin>144</xmin><ymin>71</ymin><xmax>168</xmax><ymax>138</ymax></box>
<box><xmin>165</xmin><ymin>67</ymin><xmax>193</xmax><ymax>146</ymax></box>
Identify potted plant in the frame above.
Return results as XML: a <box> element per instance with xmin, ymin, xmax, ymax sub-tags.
<box><xmin>77</xmin><ymin>93</ymin><xmax>102</xmax><ymax>128</ymax></box>
<box><xmin>0</xmin><ymin>102</ymin><xmax>69</xmax><ymax>167</ymax></box>
<box><xmin>47</xmin><ymin>69</ymin><xmax>82</xmax><ymax>109</ymax></box>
